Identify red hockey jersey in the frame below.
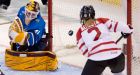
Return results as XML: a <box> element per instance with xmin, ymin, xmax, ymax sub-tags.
<box><xmin>76</xmin><ymin>18</ymin><xmax>133</xmax><ymax>61</ymax></box>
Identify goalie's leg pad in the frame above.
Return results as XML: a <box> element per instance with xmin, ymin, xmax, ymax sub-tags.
<box><xmin>5</xmin><ymin>48</ymin><xmax>58</xmax><ymax>71</ymax></box>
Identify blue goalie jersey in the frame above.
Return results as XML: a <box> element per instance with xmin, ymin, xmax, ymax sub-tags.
<box><xmin>17</xmin><ymin>6</ymin><xmax>46</xmax><ymax>46</ymax></box>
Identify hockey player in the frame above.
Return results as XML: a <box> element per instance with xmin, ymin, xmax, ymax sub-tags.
<box><xmin>76</xmin><ymin>5</ymin><xmax>133</xmax><ymax>75</ymax></box>
<box><xmin>8</xmin><ymin>1</ymin><xmax>49</xmax><ymax>52</ymax></box>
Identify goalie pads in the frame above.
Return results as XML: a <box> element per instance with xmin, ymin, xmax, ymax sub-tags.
<box><xmin>9</xmin><ymin>17</ymin><xmax>29</xmax><ymax>45</ymax></box>
<box><xmin>5</xmin><ymin>49</ymin><xmax>58</xmax><ymax>71</ymax></box>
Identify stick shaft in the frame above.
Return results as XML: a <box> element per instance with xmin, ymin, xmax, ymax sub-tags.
<box><xmin>116</xmin><ymin>35</ymin><xmax>123</xmax><ymax>44</ymax></box>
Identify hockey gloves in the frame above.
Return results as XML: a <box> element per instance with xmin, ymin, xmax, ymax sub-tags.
<box><xmin>121</xmin><ymin>25</ymin><xmax>133</xmax><ymax>38</ymax></box>
<box><xmin>14</xmin><ymin>32</ymin><xmax>29</xmax><ymax>45</ymax></box>
<box><xmin>121</xmin><ymin>32</ymin><xmax>131</xmax><ymax>38</ymax></box>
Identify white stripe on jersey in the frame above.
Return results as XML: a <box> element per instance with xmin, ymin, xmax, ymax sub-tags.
<box><xmin>28</xmin><ymin>32</ymin><xmax>34</xmax><ymax>46</ymax></box>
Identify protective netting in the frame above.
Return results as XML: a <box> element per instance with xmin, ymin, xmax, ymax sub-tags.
<box><xmin>52</xmin><ymin>0</ymin><xmax>140</xmax><ymax>75</ymax></box>
<box><xmin>53</xmin><ymin>0</ymin><xmax>126</xmax><ymax>49</ymax></box>
<box><xmin>131</xmin><ymin>0</ymin><xmax>140</xmax><ymax>75</ymax></box>
<box><xmin>1</xmin><ymin>0</ymin><xmax>140</xmax><ymax>75</ymax></box>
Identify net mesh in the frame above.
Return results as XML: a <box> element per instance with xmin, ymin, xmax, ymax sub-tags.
<box><xmin>53</xmin><ymin>0</ymin><xmax>126</xmax><ymax>49</ymax></box>
<box><xmin>52</xmin><ymin>0</ymin><xmax>140</xmax><ymax>75</ymax></box>
<box><xmin>131</xmin><ymin>0</ymin><xmax>140</xmax><ymax>75</ymax></box>
<box><xmin>1</xmin><ymin>0</ymin><xmax>140</xmax><ymax>75</ymax></box>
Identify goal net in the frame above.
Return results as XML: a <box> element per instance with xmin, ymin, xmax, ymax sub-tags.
<box><xmin>131</xmin><ymin>0</ymin><xmax>140</xmax><ymax>75</ymax></box>
<box><xmin>51</xmin><ymin>0</ymin><xmax>140</xmax><ymax>75</ymax></box>
<box><xmin>2</xmin><ymin>0</ymin><xmax>139</xmax><ymax>75</ymax></box>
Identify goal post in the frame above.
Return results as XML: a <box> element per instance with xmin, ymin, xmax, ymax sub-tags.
<box><xmin>48</xmin><ymin>0</ymin><xmax>53</xmax><ymax>51</ymax></box>
<box><xmin>127</xmin><ymin>0</ymin><xmax>132</xmax><ymax>75</ymax></box>
<box><xmin>48</xmin><ymin>0</ymin><xmax>140</xmax><ymax>75</ymax></box>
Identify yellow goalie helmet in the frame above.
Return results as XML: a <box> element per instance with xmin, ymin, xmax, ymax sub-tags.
<box><xmin>25</xmin><ymin>0</ymin><xmax>40</xmax><ymax>19</ymax></box>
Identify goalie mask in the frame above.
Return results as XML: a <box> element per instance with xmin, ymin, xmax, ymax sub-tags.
<box><xmin>80</xmin><ymin>5</ymin><xmax>95</xmax><ymax>24</ymax></box>
<box><xmin>25</xmin><ymin>1</ymin><xmax>40</xmax><ymax>20</ymax></box>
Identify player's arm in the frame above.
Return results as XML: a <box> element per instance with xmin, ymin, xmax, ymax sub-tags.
<box><xmin>76</xmin><ymin>28</ymin><xmax>88</xmax><ymax>57</ymax></box>
<box><xmin>105</xmin><ymin>19</ymin><xmax>133</xmax><ymax>33</ymax></box>
<box><xmin>27</xmin><ymin>28</ymin><xmax>45</xmax><ymax>46</ymax></box>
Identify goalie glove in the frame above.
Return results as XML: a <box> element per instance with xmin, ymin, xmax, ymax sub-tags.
<box><xmin>14</xmin><ymin>32</ymin><xmax>29</xmax><ymax>45</ymax></box>
<box><xmin>9</xmin><ymin>17</ymin><xmax>29</xmax><ymax>45</ymax></box>
<box><xmin>9</xmin><ymin>17</ymin><xmax>24</xmax><ymax>32</ymax></box>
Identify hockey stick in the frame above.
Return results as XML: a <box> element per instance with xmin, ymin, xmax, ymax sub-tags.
<box><xmin>116</xmin><ymin>32</ymin><xmax>133</xmax><ymax>44</ymax></box>
<box><xmin>115</xmin><ymin>32</ymin><xmax>131</xmax><ymax>44</ymax></box>
<box><xmin>115</xmin><ymin>35</ymin><xmax>124</xmax><ymax>44</ymax></box>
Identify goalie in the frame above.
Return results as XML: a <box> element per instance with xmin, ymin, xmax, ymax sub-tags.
<box><xmin>8</xmin><ymin>1</ymin><xmax>49</xmax><ymax>52</ymax></box>
<box><xmin>6</xmin><ymin>1</ymin><xmax>58</xmax><ymax>71</ymax></box>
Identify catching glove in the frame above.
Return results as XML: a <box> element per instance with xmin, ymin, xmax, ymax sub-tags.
<box><xmin>9</xmin><ymin>17</ymin><xmax>29</xmax><ymax>45</ymax></box>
